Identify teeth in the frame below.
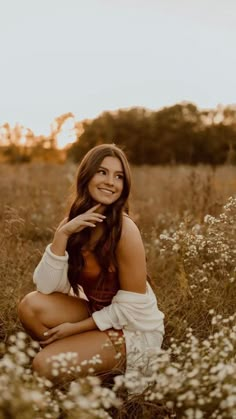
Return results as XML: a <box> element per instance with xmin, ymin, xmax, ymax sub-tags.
<box><xmin>99</xmin><ymin>189</ymin><xmax>113</xmax><ymax>194</ymax></box>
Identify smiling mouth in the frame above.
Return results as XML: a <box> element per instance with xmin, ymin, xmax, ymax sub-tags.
<box><xmin>98</xmin><ymin>188</ymin><xmax>114</xmax><ymax>195</ymax></box>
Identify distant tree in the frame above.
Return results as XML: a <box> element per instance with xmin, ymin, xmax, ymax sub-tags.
<box><xmin>67</xmin><ymin>108</ymin><xmax>152</xmax><ymax>163</ymax></box>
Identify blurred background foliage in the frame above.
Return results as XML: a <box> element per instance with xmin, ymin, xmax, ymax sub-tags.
<box><xmin>1</xmin><ymin>102</ymin><xmax>236</xmax><ymax>165</ymax></box>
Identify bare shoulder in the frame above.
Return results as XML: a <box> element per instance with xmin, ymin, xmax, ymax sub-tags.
<box><xmin>121</xmin><ymin>214</ymin><xmax>141</xmax><ymax>238</ymax></box>
<box><xmin>116</xmin><ymin>214</ymin><xmax>147</xmax><ymax>292</ymax></box>
<box><xmin>117</xmin><ymin>214</ymin><xmax>144</xmax><ymax>253</ymax></box>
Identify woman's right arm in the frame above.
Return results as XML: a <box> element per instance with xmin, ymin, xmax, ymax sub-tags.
<box><xmin>33</xmin><ymin>219</ymin><xmax>71</xmax><ymax>294</ymax></box>
<box><xmin>33</xmin><ymin>204</ymin><xmax>105</xmax><ymax>294</ymax></box>
<box><xmin>33</xmin><ymin>238</ymin><xmax>70</xmax><ymax>294</ymax></box>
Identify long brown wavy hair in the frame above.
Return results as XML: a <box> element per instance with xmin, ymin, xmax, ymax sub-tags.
<box><xmin>66</xmin><ymin>144</ymin><xmax>131</xmax><ymax>295</ymax></box>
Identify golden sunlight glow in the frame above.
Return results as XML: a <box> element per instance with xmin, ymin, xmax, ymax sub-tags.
<box><xmin>56</xmin><ymin>117</ymin><xmax>77</xmax><ymax>149</ymax></box>
<box><xmin>18</xmin><ymin>127</ymin><xmax>28</xmax><ymax>146</ymax></box>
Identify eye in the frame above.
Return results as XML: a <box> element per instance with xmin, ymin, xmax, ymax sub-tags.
<box><xmin>116</xmin><ymin>174</ymin><xmax>124</xmax><ymax>180</ymax></box>
<box><xmin>97</xmin><ymin>169</ymin><xmax>106</xmax><ymax>175</ymax></box>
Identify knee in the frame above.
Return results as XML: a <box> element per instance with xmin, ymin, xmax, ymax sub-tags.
<box><xmin>18</xmin><ymin>291</ymin><xmax>42</xmax><ymax>322</ymax></box>
<box><xmin>32</xmin><ymin>352</ymin><xmax>52</xmax><ymax>380</ymax></box>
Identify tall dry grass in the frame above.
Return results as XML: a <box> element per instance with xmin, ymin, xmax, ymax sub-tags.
<box><xmin>1</xmin><ymin>163</ymin><xmax>236</xmax><ymax>418</ymax></box>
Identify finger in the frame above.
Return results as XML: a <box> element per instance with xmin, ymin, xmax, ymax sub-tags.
<box><xmin>39</xmin><ymin>335</ymin><xmax>58</xmax><ymax>345</ymax></box>
<box><xmin>76</xmin><ymin>213</ymin><xmax>105</xmax><ymax>223</ymax></box>
<box><xmin>84</xmin><ymin>214</ymin><xmax>106</xmax><ymax>223</ymax></box>
<box><xmin>60</xmin><ymin>217</ymin><xmax>68</xmax><ymax>224</ymax></box>
<box><xmin>43</xmin><ymin>328</ymin><xmax>57</xmax><ymax>338</ymax></box>
<box><xmin>62</xmin><ymin>217</ymin><xmax>69</xmax><ymax>224</ymax></box>
<box><xmin>57</xmin><ymin>217</ymin><xmax>69</xmax><ymax>229</ymax></box>
<box><xmin>80</xmin><ymin>221</ymin><xmax>97</xmax><ymax>228</ymax></box>
<box><xmin>75</xmin><ymin>218</ymin><xmax>103</xmax><ymax>231</ymax></box>
<box><xmin>74</xmin><ymin>212</ymin><xmax>105</xmax><ymax>224</ymax></box>
<box><xmin>91</xmin><ymin>212</ymin><xmax>106</xmax><ymax>219</ymax></box>
<box><xmin>86</xmin><ymin>203</ymin><xmax>101</xmax><ymax>213</ymax></box>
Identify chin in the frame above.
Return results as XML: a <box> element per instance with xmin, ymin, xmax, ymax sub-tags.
<box><xmin>98</xmin><ymin>198</ymin><xmax>116</xmax><ymax>205</ymax></box>
<box><xmin>94</xmin><ymin>195</ymin><xmax>118</xmax><ymax>206</ymax></box>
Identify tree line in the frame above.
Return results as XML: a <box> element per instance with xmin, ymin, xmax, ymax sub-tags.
<box><xmin>68</xmin><ymin>103</ymin><xmax>236</xmax><ymax>165</ymax></box>
<box><xmin>1</xmin><ymin>103</ymin><xmax>236</xmax><ymax>164</ymax></box>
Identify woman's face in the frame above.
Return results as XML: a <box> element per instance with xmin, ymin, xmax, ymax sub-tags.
<box><xmin>88</xmin><ymin>156</ymin><xmax>124</xmax><ymax>205</ymax></box>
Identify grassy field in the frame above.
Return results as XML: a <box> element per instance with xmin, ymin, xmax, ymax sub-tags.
<box><xmin>1</xmin><ymin>163</ymin><xmax>236</xmax><ymax>418</ymax></box>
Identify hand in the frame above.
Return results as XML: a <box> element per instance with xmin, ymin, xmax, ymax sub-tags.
<box><xmin>58</xmin><ymin>204</ymin><xmax>106</xmax><ymax>237</ymax></box>
<box><xmin>40</xmin><ymin>322</ymin><xmax>79</xmax><ymax>346</ymax></box>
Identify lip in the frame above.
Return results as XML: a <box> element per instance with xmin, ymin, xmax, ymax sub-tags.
<box><xmin>98</xmin><ymin>188</ymin><xmax>115</xmax><ymax>194</ymax></box>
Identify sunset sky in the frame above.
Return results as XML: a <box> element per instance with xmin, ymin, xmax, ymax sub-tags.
<box><xmin>1</xmin><ymin>0</ymin><xmax>236</xmax><ymax>146</ymax></box>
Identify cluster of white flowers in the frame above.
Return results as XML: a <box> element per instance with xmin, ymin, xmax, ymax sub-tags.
<box><xmin>0</xmin><ymin>332</ymin><xmax>122</xmax><ymax>419</ymax></box>
<box><xmin>0</xmin><ymin>332</ymin><xmax>58</xmax><ymax>418</ymax></box>
<box><xmin>142</xmin><ymin>312</ymin><xmax>236</xmax><ymax>418</ymax></box>
<box><xmin>158</xmin><ymin>196</ymin><xmax>236</xmax><ymax>298</ymax></box>
<box><xmin>59</xmin><ymin>376</ymin><xmax>121</xmax><ymax>418</ymax></box>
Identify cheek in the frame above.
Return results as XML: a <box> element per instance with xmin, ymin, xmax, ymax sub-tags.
<box><xmin>87</xmin><ymin>179</ymin><xmax>96</xmax><ymax>195</ymax></box>
<box><xmin>117</xmin><ymin>181</ymin><xmax>124</xmax><ymax>195</ymax></box>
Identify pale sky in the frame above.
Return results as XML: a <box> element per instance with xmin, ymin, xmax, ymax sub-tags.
<box><xmin>1</xmin><ymin>0</ymin><xmax>236</xmax><ymax>138</ymax></box>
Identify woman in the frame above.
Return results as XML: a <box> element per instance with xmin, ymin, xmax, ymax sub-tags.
<box><xmin>18</xmin><ymin>144</ymin><xmax>164</xmax><ymax>383</ymax></box>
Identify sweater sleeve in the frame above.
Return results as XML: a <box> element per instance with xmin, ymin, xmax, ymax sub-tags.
<box><xmin>92</xmin><ymin>283</ymin><xmax>165</xmax><ymax>333</ymax></box>
<box><xmin>92</xmin><ymin>302</ymin><xmax>124</xmax><ymax>331</ymax></box>
<box><xmin>33</xmin><ymin>244</ymin><xmax>71</xmax><ymax>294</ymax></box>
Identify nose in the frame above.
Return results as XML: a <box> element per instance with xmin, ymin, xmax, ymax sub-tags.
<box><xmin>105</xmin><ymin>174</ymin><xmax>114</xmax><ymax>186</ymax></box>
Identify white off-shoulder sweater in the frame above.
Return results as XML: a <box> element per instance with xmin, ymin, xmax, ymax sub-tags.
<box><xmin>33</xmin><ymin>244</ymin><xmax>165</xmax><ymax>378</ymax></box>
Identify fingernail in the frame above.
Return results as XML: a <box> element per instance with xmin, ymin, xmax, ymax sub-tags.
<box><xmin>44</xmin><ymin>331</ymin><xmax>48</xmax><ymax>336</ymax></box>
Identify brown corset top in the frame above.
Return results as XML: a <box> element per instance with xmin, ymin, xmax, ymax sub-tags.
<box><xmin>79</xmin><ymin>249</ymin><xmax>120</xmax><ymax>313</ymax></box>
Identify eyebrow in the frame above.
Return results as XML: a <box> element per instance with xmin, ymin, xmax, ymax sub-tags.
<box><xmin>99</xmin><ymin>165</ymin><xmax>124</xmax><ymax>174</ymax></box>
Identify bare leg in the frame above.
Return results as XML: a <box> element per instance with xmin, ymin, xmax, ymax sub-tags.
<box><xmin>18</xmin><ymin>291</ymin><xmax>90</xmax><ymax>341</ymax></box>
<box><xmin>32</xmin><ymin>329</ymin><xmax>126</xmax><ymax>383</ymax></box>
<box><xmin>18</xmin><ymin>291</ymin><xmax>126</xmax><ymax>382</ymax></box>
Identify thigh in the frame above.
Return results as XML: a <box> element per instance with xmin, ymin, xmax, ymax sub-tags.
<box><xmin>19</xmin><ymin>291</ymin><xmax>90</xmax><ymax>328</ymax></box>
<box><xmin>36</xmin><ymin>292</ymin><xmax>90</xmax><ymax>326</ymax></box>
<box><xmin>33</xmin><ymin>329</ymin><xmax>126</xmax><ymax>382</ymax></box>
